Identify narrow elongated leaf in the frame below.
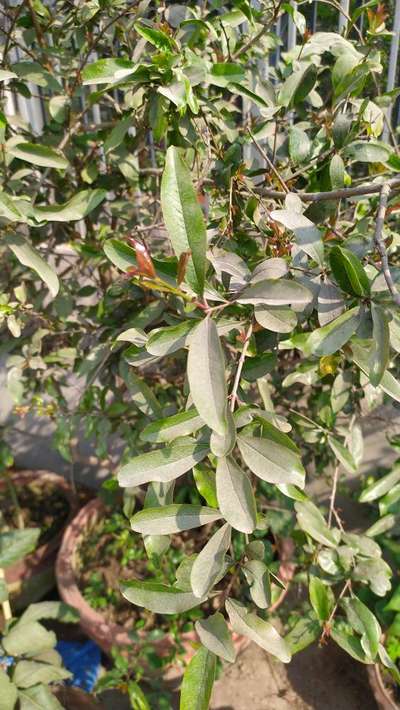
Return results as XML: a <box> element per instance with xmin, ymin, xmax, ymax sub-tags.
<box><xmin>302</xmin><ymin>307</ymin><xmax>360</xmax><ymax>357</ymax></box>
<box><xmin>352</xmin><ymin>342</ymin><xmax>400</xmax><ymax>403</ymax></box>
<box><xmin>329</xmin><ymin>154</ymin><xmax>345</xmax><ymax>189</ymax></box>
<box><xmin>141</xmin><ymin>409</ymin><xmax>204</xmax><ymax>443</ymax></box>
<box><xmin>238</xmin><ymin>279</ymin><xmax>313</xmax><ymax>306</ymax></box>
<box><xmin>210</xmin><ymin>407</ymin><xmax>236</xmax><ymax>456</ymax></box>
<box><xmin>216</xmin><ymin>456</ymin><xmax>257</xmax><ymax>533</ymax></box>
<box><xmin>359</xmin><ymin>466</ymin><xmax>400</xmax><ymax>503</ymax></box>
<box><xmin>0</xmin><ymin>528</ymin><xmax>40</xmax><ymax>568</ymax></box>
<box><xmin>193</xmin><ymin>465</ymin><xmax>218</xmax><ymax>507</ymax></box>
<box><xmin>330</xmin><ymin>246</ymin><xmax>370</xmax><ymax>297</ymax></box>
<box><xmin>18</xmin><ymin>601</ymin><xmax>79</xmax><ymax>625</ymax></box>
<box><xmin>309</xmin><ymin>576</ymin><xmax>334</xmax><ymax>621</ymax></box>
<box><xmin>121</xmin><ymin>580</ymin><xmax>204</xmax><ymax>614</ymax></box>
<box><xmin>343</xmin><ymin>597</ymin><xmax>380</xmax><ymax>659</ymax></box>
<box><xmin>8</xmin><ymin>142</ymin><xmax>68</xmax><ymax>169</ymax></box>
<box><xmin>269</xmin><ymin>209</ymin><xmax>323</xmax><ymax>265</ymax></box>
<box><xmin>135</xmin><ymin>21</ymin><xmax>175</xmax><ymax>52</ymax></box>
<box><xmin>318</xmin><ymin>279</ymin><xmax>345</xmax><ymax>326</ymax></box>
<box><xmin>191</xmin><ymin>523</ymin><xmax>231</xmax><ymax>597</ymax></box>
<box><xmin>226</xmin><ymin>599</ymin><xmax>291</xmax><ymax>663</ymax></box>
<box><xmin>82</xmin><ymin>58</ymin><xmax>136</xmax><ymax>84</ymax></box>
<box><xmin>278</xmin><ymin>64</ymin><xmax>318</xmax><ymax>107</ymax></box>
<box><xmin>146</xmin><ymin>321</ymin><xmax>197</xmax><ymax>356</ymax></box>
<box><xmin>369</xmin><ymin>304</ymin><xmax>390</xmax><ymax>387</ymax></box>
<box><xmin>130</xmin><ymin>504</ymin><xmax>222</xmax><ymax>535</ymax></box>
<box><xmin>238</xmin><ymin>431</ymin><xmax>305</xmax><ymax>488</ymax></box>
<box><xmin>161</xmin><ymin>146</ymin><xmax>207</xmax><ymax>294</ymax></box>
<box><xmin>328</xmin><ymin>436</ymin><xmax>357</xmax><ymax>474</ymax></box>
<box><xmin>118</xmin><ymin>439</ymin><xmax>209</xmax><ymax>487</ymax></box>
<box><xmin>120</xmin><ymin>362</ymin><xmax>162</xmax><ymax>418</ymax></box>
<box><xmin>243</xmin><ymin>560</ymin><xmax>271</xmax><ymax>609</ymax></box>
<box><xmin>344</xmin><ymin>140</ymin><xmax>391</xmax><ymax>163</ymax></box>
<box><xmin>195</xmin><ymin>613</ymin><xmax>236</xmax><ymax>663</ymax></box>
<box><xmin>180</xmin><ymin>647</ymin><xmax>216</xmax><ymax>710</ymax></box>
<box><xmin>5</xmin><ymin>234</ymin><xmax>59</xmax><ymax>298</ymax></box>
<box><xmin>295</xmin><ymin>500</ymin><xmax>339</xmax><ymax>548</ymax></box>
<box><xmin>187</xmin><ymin>318</ymin><xmax>228</xmax><ymax>436</ymax></box>
<box><xmin>33</xmin><ymin>189</ymin><xmax>106</xmax><ymax>222</ymax></box>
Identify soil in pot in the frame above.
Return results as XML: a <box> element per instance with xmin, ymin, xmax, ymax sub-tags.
<box><xmin>76</xmin><ymin>507</ymin><xmax>287</xmax><ymax>656</ymax></box>
<box><xmin>0</xmin><ymin>479</ymin><xmax>70</xmax><ymax>546</ymax></box>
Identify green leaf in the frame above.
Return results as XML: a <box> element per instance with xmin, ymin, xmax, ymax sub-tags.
<box><xmin>270</xmin><ymin>207</ymin><xmax>324</xmax><ymax>265</ymax></box>
<box><xmin>216</xmin><ymin>456</ymin><xmax>257</xmax><ymax>533</ymax></box>
<box><xmin>180</xmin><ymin>646</ymin><xmax>216</xmax><ymax>710</ymax></box>
<box><xmin>295</xmin><ymin>500</ymin><xmax>339</xmax><ymax>548</ymax></box>
<box><xmin>352</xmin><ymin>342</ymin><xmax>400</xmax><ymax>403</ymax></box>
<box><xmin>187</xmin><ymin>318</ymin><xmax>228</xmax><ymax>436</ymax></box>
<box><xmin>343</xmin><ymin>596</ymin><xmax>380</xmax><ymax>659</ymax></box>
<box><xmin>209</xmin><ymin>63</ymin><xmax>245</xmax><ymax>87</ymax></box>
<box><xmin>190</xmin><ymin>523</ymin><xmax>231</xmax><ymax>597</ymax></box>
<box><xmin>134</xmin><ymin>21</ymin><xmax>175</xmax><ymax>52</ymax></box>
<box><xmin>289</xmin><ymin>127</ymin><xmax>311</xmax><ymax>164</ymax></box>
<box><xmin>328</xmin><ymin>436</ymin><xmax>357</xmax><ymax>474</ymax></box>
<box><xmin>309</xmin><ymin>576</ymin><xmax>334</xmax><ymax>621</ymax></box>
<box><xmin>130</xmin><ymin>504</ymin><xmax>222</xmax><ymax>535</ymax></box>
<box><xmin>193</xmin><ymin>465</ymin><xmax>218</xmax><ymax>507</ymax></box>
<box><xmin>13</xmin><ymin>661</ymin><xmax>71</xmax><ymax>689</ymax></box>
<box><xmin>352</xmin><ymin>557</ymin><xmax>392</xmax><ymax>596</ymax></box>
<box><xmin>118</xmin><ymin>439</ymin><xmax>209</xmax><ymax>487</ymax></box>
<box><xmin>278</xmin><ymin>65</ymin><xmax>318</xmax><ymax>107</ymax></box>
<box><xmin>82</xmin><ymin>58</ymin><xmax>136</xmax><ymax>85</ymax></box>
<box><xmin>18</xmin><ymin>601</ymin><xmax>79</xmax><ymax>626</ymax></box>
<box><xmin>343</xmin><ymin>140</ymin><xmax>391</xmax><ymax>163</ymax></box>
<box><xmin>359</xmin><ymin>466</ymin><xmax>400</xmax><ymax>503</ymax></box>
<box><xmin>195</xmin><ymin>613</ymin><xmax>236</xmax><ymax>663</ymax></box>
<box><xmin>330</xmin><ymin>621</ymin><xmax>371</xmax><ymax>664</ymax></box>
<box><xmin>254</xmin><ymin>305</ymin><xmax>297</xmax><ymax>333</ymax></box>
<box><xmin>5</xmin><ymin>235</ymin><xmax>59</xmax><ymax>298</ymax></box>
<box><xmin>119</xmin><ymin>362</ymin><xmax>162</xmax><ymax>418</ymax></box>
<box><xmin>104</xmin><ymin>115</ymin><xmax>133</xmax><ymax>154</ymax></box>
<box><xmin>301</xmin><ymin>307</ymin><xmax>360</xmax><ymax>357</ymax></box>
<box><xmin>18</xmin><ymin>684</ymin><xmax>64</xmax><ymax>710</ymax></box>
<box><xmin>369</xmin><ymin>304</ymin><xmax>390</xmax><ymax>387</ymax></box>
<box><xmin>8</xmin><ymin>142</ymin><xmax>68</xmax><ymax>169</ymax></box>
<box><xmin>104</xmin><ymin>239</ymin><xmax>137</xmax><ymax>271</ymax></box>
<box><xmin>121</xmin><ymin>580</ymin><xmax>205</xmax><ymax>614</ymax></box>
<box><xmin>238</xmin><ymin>429</ymin><xmax>305</xmax><ymax>488</ymax></box>
<box><xmin>146</xmin><ymin>321</ymin><xmax>197</xmax><ymax>356</ymax></box>
<box><xmin>226</xmin><ymin>598</ymin><xmax>291</xmax><ymax>662</ymax></box>
<box><xmin>285</xmin><ymin>613</ymin><xmax>321</xmax><ymax>654</ymax></box>
<box><xmin>48</xmin><ymin>95</ymin><xmax>70</xmax><ymax>124</ymax></box>
<box><xmin>0</xmin><ymin>668</ymin><xmax>17</xmax><ymax>710</ymax></box>
<box><xmin>242</xmin><ymin>560</ymin><xmax>271</xmax><ymax>609</ymax></box>
<box><xmin>210</xmin><ymin>407</ymin><xmax>236</xmax><ymax>456</ymax></box>
<box><xmin>0</xmin><ymin>191</ymin><xmax>24</xmax><ymax>222</ymax></box>
<box><xmin>0</xmin><ymin>528</ymin><xmax>40</xmax><ymax>568</ymax></box>
<box><xmin>161</xmin><ymin>146</ymin><xmax>207</xmax><ymax>294</ymax></box>
<box><xmin>238</xmin><ymin>279</ymin><xmax>313</xmax><ymax>306</ymax></box>
<box><xmin>330</xmin><ymin>246</ymin><xmax>370</xmax><ymax>297</ymax></box>
<box><xmin>32</xmin><ymin>189</ymin><xmax>106</xmax><ymax>222</ymax></box>
<box><xmin>3</xmin><ymin>622</ymin><xmax>56</xmax><ymax>657</ymax></box>
<box><xmin>141</xmin><ymin>409</ymin><xmax>204</xmax><ymax>443</ymax></box>
<box><xmin>329</xmin><ymin>154</ymin><xmax>345</xmax><ymax>189</ymax></box>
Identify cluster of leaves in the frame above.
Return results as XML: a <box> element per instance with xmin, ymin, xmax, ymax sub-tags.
<box><xmin>1</xmin><ymin>0</ymin><xmax>400</xmax><ymax>707</ymax></box>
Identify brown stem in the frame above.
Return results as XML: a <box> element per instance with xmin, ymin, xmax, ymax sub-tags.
<box><xmin>230</xmin><ymin>322</ymin><xmax>253</xmax><ymax>412</ymax></box>
<box><xmin>373</xmin><ymin>183</ymin><xmax>400</xmax><ymax>307</ymax></box>
<box><xmin>258</xmin><ymin>175</ymin><xmax>400</xmax><ymax>202</ymax></box>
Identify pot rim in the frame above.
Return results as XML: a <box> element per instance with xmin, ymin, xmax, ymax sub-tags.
<box><xmin>56</xmin><ymin>496</ymin><xmax>295</xmax><ymax>656</ymax></box>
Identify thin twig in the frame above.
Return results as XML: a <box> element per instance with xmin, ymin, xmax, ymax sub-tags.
<box><xmin>258</xmin><ymin>175</ymin><xmax>400</xmax><ymax>202</ymax></box>
<box><xmin>321</xmin><ymin>578</ymin><xmax>351</xmax><ymax>642</ymax></box>
<box><xmin>230</xmin><ymin>322</ymin><xmax>253</xmax><ymax>412</ymax></box>
<box><xmin>374</xmin><ymin>183</ymin><xmax>400</xmax><ymax>307</ymax></box>
<box><xmin>248</xmin><ymin>129</ymin><xmax>289</xmax><ymax>193</ymax></box>
<box><xmin>328</xmin><ymin>465</ymin><xmax>340</xmax><ymax>528</ymax></box>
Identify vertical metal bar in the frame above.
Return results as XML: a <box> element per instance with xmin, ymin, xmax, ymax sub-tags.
<box><xmin>287</xmin><ymin>1</ymin><xmax>296</xmax><ymax>51</ymax></box>
<box><xmin>383</xmin><ymin>0</ymin><xmax>400</xmax><ymax>140</ymax></box>
<box><xmin>338</xmin><ymin>0</ymin><xmax>350</xmax><ymax>33</ymax></box>
<box><xmin>311</xmin><ymin>1</ymin><xmax>318</xmax><ymax>32</ymax></box>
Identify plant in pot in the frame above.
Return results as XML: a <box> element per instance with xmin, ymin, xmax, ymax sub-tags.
<box><xmin>1</xmin><ymin>0</ymin><xmax>400</xmax><ymax>708</ymax></box>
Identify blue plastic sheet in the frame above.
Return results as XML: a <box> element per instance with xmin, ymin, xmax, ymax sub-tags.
<box><xmin>56</xmin><ymin>639</ymin><xmax>101</xmax><ymax>692</ymax></box>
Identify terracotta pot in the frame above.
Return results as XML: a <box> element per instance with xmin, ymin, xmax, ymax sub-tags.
<box><xmin>56</xmin><ymin>497</ymin><xmax>295</xmax><ymax>661</ymax></box>
<box><xmin>3</xmin><ymin>470</ymin><xmax>77</xmax><ymax>608</ymax></box>
<box><xmin>368</xmin><ymin>664</ymin><xmax>400</xmax><ymax>710</ymax></box>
